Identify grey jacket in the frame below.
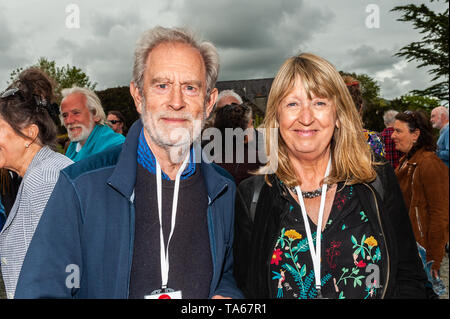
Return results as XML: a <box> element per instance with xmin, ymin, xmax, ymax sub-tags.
<box><xmin>0</xmin><ymin>146</ymin><xmax>73</xmax><ymax>298</ymax></box>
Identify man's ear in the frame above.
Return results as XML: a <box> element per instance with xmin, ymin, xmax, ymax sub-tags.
<box><xmin>130</xmin><ymin>82</ymin><xmax>144</xmax><ymax>115</ymax></box>
<box><xmin>93</xmin><ymin>115</ymin><xmax>101</xmax><ymax>124</ymax></box>
<box><xmin>205</xmin><ymin>88</ymin><xmax>218</xmax><ymax>119</ymax></box>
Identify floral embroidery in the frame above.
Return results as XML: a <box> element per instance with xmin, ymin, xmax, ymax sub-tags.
<box><xmin>326</xmin><ymin>241</ymin><xmax>342</xmax><ymax>269</ymax></box>
<box><xmin>271</xmin><ymin>248</ymin><xmax>283</xmax><ymax>265</ymax></box>
<box><xmin>335</xmin><ymin>266</ymin><xmax>365</xmax><ymax>288</ymax></box>
<box><xmin>360</xmin><ymin>211</ymin><xmax>368</xmax><ymax>222</ymax></box>
<box><xmin>269</xmin><ymin>183</ymin><xmax>382</xmax><ymax>299</ymax></box>
<box><xmin>351</xmin><ymin>234</ymin><xmax>381</xmax><ymax>262</ymax></box>
<box><xmin>364</xmin><ymin>236</ymin><xmax>378</xmax><ymax>247</ymax></box>
<box><xmin>284</xmin><ymin>229</ymin><xmax>302</xmax><ymax>240</ymax></box>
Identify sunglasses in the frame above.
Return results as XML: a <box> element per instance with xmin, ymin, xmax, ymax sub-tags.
<box><xmin>1</xmin><ymin>87</ymin><xmax>60</xmax><ymax>117</ymax></box>
<box><xmin>1</xmin><ymin>87</ymin><xmax>49</xmax><ymax>106</ymax></box>
<box><xmin>109</xmin><ymin>120</ymin><xmax>122</xmax><ymax>124</ymax></box>
<box><xmin>1</xmin><ymin>87</ymin><xmax>24</xmax><ymax>99</ymax></box>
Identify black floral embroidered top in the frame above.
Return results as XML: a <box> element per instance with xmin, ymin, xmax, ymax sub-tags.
<box><xmin>270</xmin><ymin>182</ymin><xmax>383</xmax><ymax>299</ymax></box>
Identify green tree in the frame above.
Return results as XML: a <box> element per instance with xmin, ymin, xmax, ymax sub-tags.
<box><xmin>388</xmin><ymin>94</ymin><xmax>440</xmax><ymax>115</ymax></box>
<box><xmin>96</xmin><ymin>86</ymin><xmax>140</xmax><ymax>132</ymax></box>
<box><xmin>340</xmin><ymin>71</ymin><xmax>387</xmax><ymax>132</ymax></box>
<box><xmin>391</xmin><ymin>0</ymin><xmax>449</xmax><ymax>102</ymax></box>
<box><xmin>8</xmin><ymin>57</ymin><xmax>97</xmax><ymax>98</ymax></box>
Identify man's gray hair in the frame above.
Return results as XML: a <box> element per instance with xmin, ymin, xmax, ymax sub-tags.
<box><xmin>60</xmin><ymin>86</ymin><xmax>106</xmax><ymax>125</ymax></box>
<box><xmin>383</xmin><ymin>109</ymin><xmax>398</xmax><ymax>126</ymax></box>
<box><xmin>433</xmin><ymin>106</ymin><xmax>449</xmax><ymax>119</ymax></box>
<box><xmin>132</xmin><ymin>26</ymin><xmax>220</xmax><ymax>96</ymax></box>
<box><xmin>217</xmin><ymin>89</ymin><xmax>243</xmax><ymax>105</ymax></box>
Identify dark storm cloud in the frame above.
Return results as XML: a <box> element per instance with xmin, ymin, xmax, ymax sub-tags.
<box><xmin>0</xmin><ymin>9</ymin><xmax>29</xmax><ymax>83</ymax></box>
<box><xmin>344</xmin><ymin>44</ymin><xmax>400</xmax><ymax>74</ymax></box>
<box><xmin>176</xmin><ymin>0</ymin><xmax>334</xmax><ymax>80</ymax></box>
<box><xmin>89</xmin><ymin>9</ymin><xmax>143</xmax><ymax>38</ymax></box>
<box><xmin>0</xmin><ymin>0</ymin><xmax>447</xmax><ymax>101</ymax></box>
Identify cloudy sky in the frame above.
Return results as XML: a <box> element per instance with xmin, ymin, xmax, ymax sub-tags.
<box><xmin>0</xmin><ymin>0</ymin><xmax>447</xmax><ymax>101</ymax></box>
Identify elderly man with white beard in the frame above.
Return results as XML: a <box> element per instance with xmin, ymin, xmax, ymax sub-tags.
<box><xmin>15</xmin><ymin>26</ymin><xmax>243</xmax><ymax>299</ymax></box>
<box><xmin>60</xmin><ymin>87</ymin><xmax>125</xmax><ymax>162</ymax></box>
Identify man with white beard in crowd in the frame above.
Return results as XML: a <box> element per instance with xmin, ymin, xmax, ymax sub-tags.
<box><xmin>60</xmin><ymin>87</ymin><xmax>125</xmax><ymax>161</ymax></box>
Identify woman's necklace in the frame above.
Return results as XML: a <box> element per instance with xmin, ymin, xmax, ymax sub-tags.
<box><xmin>290</xmin><ymin>185</ymin><xmax>326</xmax><ymax>199</ymax></box>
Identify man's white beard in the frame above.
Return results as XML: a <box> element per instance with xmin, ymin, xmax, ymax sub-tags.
<box><xmin>140</xmin><ymin>98</ymin><xmax>205</xmax><ymax>164</ymax></box>
<box><xmin>66</xmin><ymin>121</ymin><xmax>94</xmax><ymax>144</ymax></box>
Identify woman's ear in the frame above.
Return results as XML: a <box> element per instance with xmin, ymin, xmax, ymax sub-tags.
<box><xmin>24</xmin><ymin>124</ymin><xmax>39</xmax><ymax>141</ymax></box>
<box><xmin>412</xmin><ymin>128</ymin><xmax>420</xmax><ymax>142</ymax></box>
<box><xmin>22</xmin><ymin>124</ymin><xmax>40</xmax><ymax>147</ymax></box>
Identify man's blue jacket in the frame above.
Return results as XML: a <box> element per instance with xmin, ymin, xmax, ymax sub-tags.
<box><xmin>15</xmin><ymin>120</ymin><xmax>243</xmax><ymax>299</ymax></box>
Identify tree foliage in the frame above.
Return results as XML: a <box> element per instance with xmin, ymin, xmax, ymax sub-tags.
<box><xmin>340</xmin><ymin>71</ymin><xmax>388</xmax><ymax>132</ymax></box>
<box><xmin>8</xmin><ymin>57</ymin><xmax>97</xmax><ymax>99</ymax></box>
<box><xmin>388</xmin><ymin>94</ymin><xmax>440</xmax><ymax>115</ymax></box>
<box><xmin>96</xmin><ymin>86</ymin><xmax>140</xmax><ymax>131</ymax></box>
<box><xmin>391</xmin><ymin>0</ymin><xmax>449</xmax><ymax>101</ymax></box>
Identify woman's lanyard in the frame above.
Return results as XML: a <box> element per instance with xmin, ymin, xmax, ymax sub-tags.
<box><xmin>155</xmin><ymin>153</ymin><xmax>190</xmax><ymax>291</ymax></box>
<box><xmin>294</xmin><ymin>156</ymin><xmax>331</xmax><ymax>299</ymax></box>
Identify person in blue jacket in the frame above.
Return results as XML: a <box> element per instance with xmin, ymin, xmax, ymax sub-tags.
<box><xmin>430</xmin><ymin>106</ymin><xmax>449</xmax><ymax>167</ymax></box>
<box><xmin>60</xmin><ymin>86</ymin><xmax>125</xmax><ymax>162</ymax></box>
<box><xmin>15</xmin><ymin>26</ymin><xmax>243</xmax><ymax>299</ymax></box>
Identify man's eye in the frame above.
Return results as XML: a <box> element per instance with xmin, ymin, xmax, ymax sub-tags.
<box><xmin>184</xmin><ymin>85</ymin><xmax>199</xmax><ymax>96</ymax></box>
<box><xmin>158</xmin><ymin>84</ymin><xmax>167</xmax><ymax>89</ymax></box>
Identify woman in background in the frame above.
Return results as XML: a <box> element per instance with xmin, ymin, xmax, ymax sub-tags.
<box><xmin>0</xmin><ymin>68</ymin><xmax>73</xmax><ymax>298</ymax></box>
<box><xmin>392</xmin><ymin>110</ymin><xmax>448</xmax><ymax>283</ymax></box>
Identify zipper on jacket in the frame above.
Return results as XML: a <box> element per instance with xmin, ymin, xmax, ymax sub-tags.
<box><xmin>126</xmin><ymin>191</ymin><xmax>136</xmax><ymax>298</ymax></box>
<box><xmin>414</xmin><ymin>207</ymin><xmax>424</xmax><ymax>239</ymax></box>
<box><xmin>207</xmin><ymin>202</ymin><xmax>216</xmax><ymax>298</ymax></box>
<box><xmin>409</xmin><ymin>164</ymin><xmax>423</xmax><ymax>240</ymax></box>
<box><xmin>363</xmin><ymin>183</ymin><xmax>390</xmax><ymax>299</ymax></box>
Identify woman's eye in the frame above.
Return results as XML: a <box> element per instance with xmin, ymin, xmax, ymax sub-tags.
<box><xmin>287</xmin><ymin>102</ymin><xmax>297</xmax><ymax>107</ymax></box>
<box><xmin>315</xmin><ymin>101</ymin><xmax>327</xmax><ymax>106</ymax></box>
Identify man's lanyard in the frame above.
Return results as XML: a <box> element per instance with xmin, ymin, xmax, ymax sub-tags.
<box><xmin>294</xmin><ymin>156</ymin><xmax>331</xmax><ymax>299</ymax></box>
<box><xmin>155</xmin><ymin>154</ymin><xmax>190</xmax><ymax>290</ymax></box>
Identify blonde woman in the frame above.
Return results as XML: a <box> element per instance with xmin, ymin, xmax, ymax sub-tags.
<box><xmin>233</xmin><ymin>53</ymin><xmax>428</xmax><ymax>299</ymax></box>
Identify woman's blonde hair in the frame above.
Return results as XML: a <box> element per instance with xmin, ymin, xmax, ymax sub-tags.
<box><xmin>258</xmin><ymin>53</ymin><xmax>377</xmax><ymax>187</ymax></box>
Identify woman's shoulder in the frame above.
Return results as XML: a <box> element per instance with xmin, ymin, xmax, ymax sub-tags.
<box><xmin>413</xmin><ymin>149</ymin><xmax>444</xmax><ymax>166</ymax></box>
<box><xmin>26</xmin><ymin>148</ymin><xmax>73</xmax><ymax>183</ymax></box>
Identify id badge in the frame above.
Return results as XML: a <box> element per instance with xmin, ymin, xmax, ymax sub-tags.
<box><xmin>145</xmin><ymin>288</ymin><xmax>182</xmax><ymax>299</ymax></box>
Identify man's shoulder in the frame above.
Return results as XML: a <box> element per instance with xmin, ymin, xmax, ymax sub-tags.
<box><xmin>209</xmin><ymin>162</ymin><xmax>235</xmax><ymax>183</ymax></box>
<box><xmin>95</xmin><ymin>125</ymin><xmax>126</xmax><ymax>144</ymax></box>
<box><xmin>62</xmin><ymin>144</ymin><xmax>123</xmax><ymax>181</ymax></box>
<box><xmin>441</xmin><ymin>124</ymin><xmax>449</xmax><ymax>136</ymax></box>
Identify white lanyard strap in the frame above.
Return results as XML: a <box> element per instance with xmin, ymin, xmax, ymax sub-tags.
<box><xmin>156</xmin><ymin>154</ymin><xmax>190</xmax><ymax>289</ymax></box>
<box><xmin>295</xmin><ymin>156</ymin><xmax>331</xmax><ymax>294</ymax></box>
